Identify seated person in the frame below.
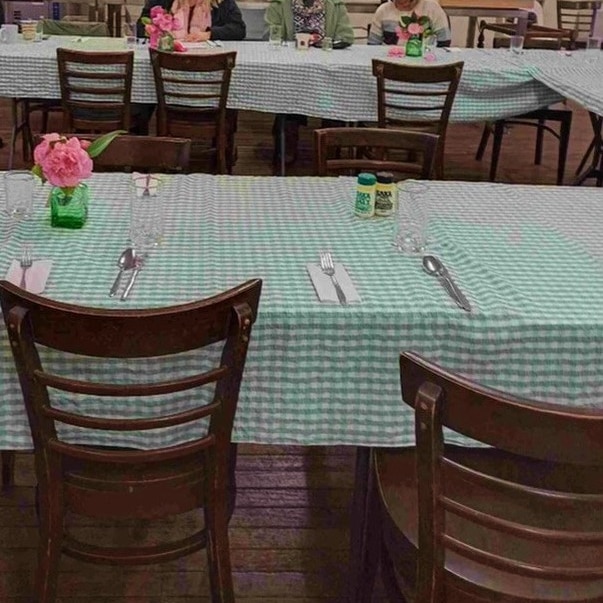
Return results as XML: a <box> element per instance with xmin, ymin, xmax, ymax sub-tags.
<box><xmin>137</xmin><ymin>0</ymin><xmax>246</xmax><ymax>42</ymax></box>
<box><xmin>265</xmin><ymin>0</ymin><xmax>355</xmax><ymax>168</ymax></box>
<box><xmin>368</xmin><ymin>0</ymin><xmax>451</xmax><ymax>46</ymax></box>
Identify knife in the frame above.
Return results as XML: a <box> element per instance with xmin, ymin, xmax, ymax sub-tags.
<box><xmin>120</xmin><ymin>255</ymin><xmax>146</xmax><ymax>301</ymax></box>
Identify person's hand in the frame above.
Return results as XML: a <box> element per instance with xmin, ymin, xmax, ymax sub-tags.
<box><xmin>184</xmin><ymin>31</ymin><xmax>211</xmax><ymax>42</ymax></box>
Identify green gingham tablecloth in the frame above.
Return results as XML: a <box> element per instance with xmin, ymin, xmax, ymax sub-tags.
<box><xmin>520</xmin><ymin>51</ymin><xmax>603</xmax><ymax>118</ymax></box>
<box><xmin>0</xmin><ymin>39</ymin><xmax>563</xmax><ymax>122</ymax></box>
<box><xmin>0</xmin><ymin>174</ymin><xmax>602</xmax><ymax>449</ymax></box>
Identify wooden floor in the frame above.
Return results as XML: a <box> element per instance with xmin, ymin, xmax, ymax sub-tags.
<box><xmin>0</xmin><ymin>99</ymin><xmax>599</xmax><ymax>602</ymax></box>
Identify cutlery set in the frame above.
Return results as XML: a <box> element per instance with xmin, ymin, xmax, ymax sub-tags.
<box><xmin>315</xmin><ymin>251</ymin><xmax>471</xmax><ymax>312</ymax></box>
<box><xmin>109</xmin><ymin>248</ymin><xmax>145</xmax><ymax>301</ymax></box>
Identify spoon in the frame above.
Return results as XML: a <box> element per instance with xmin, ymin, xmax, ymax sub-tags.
<box><xmin>423</xmin><ymin>255</ymin><xmax>472</xmax><ymax>313</ymax></box>
<box><xmin>109</xmin><ymin>248</ymin><xmax>136</xmax><ymax>297</ymax></box>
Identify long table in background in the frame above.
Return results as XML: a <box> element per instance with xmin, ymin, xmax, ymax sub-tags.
<box><xmin>0</xmin><ymin>39</ymin><xmax>564</xmax><ymax>123</ymax></box>
<box><xmin>0</xmin><ymin>174</ymin><xmax>601</xmax><ymax>451</ymax></box>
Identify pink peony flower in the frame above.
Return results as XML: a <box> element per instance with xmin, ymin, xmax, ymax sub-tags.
<box><xmin>407</xmin><ymin>22</ymin><xmax>422</xmax><ymax>35</ymax></box>
<box><xmin>150</xmin><ymin>5</ymin><xmax>164</xmax><ymax>18</ymax></box>
<box><xmin>173</xmin><ymin>39</ymin><xmax>187</xmax><ymax>52</ymax></box>
<box><xmin>37</xmin><ymin>137</ymin><xmax>93</xmax><ymax>188</ymax></box>
<box><xmin>32</xmin><ymin>133</ymin><xmax>62</xmax><ymax>166</ymax></box>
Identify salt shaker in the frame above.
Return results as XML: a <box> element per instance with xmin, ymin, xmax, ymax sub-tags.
<box><xmin>354</xmin><ymin>173</ymin><xmax>376</xmax><ymax>218</ymax></box>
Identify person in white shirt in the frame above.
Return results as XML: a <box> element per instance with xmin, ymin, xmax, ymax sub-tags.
<box><xmin>368</xmin><ymin>0</ymin><xmax>451</xmax><ymax>46</ymax></box>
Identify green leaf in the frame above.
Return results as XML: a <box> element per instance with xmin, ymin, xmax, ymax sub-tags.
<box><xmin>141</xmin><ymin>17</ymin><xmax>151</xmax><ymax>24</ymax></box>
<box><xmin>400</xmin><ymin>16</ymin><xmax>411</xmax><ymax>26</ymax></box>
<box><xmin>418</xmin><ymin>16</ymin><xmax>430</xmax><ymax>25</ymax></box>
<box><xmin>86</xmin><ymin>130</ymin><xmax>126</xmax><ymax>159</ymax></box>
<box><xmin>31</xmin><ymin>164</ymin><xmax>45</xmax><ymax>183</ymax></box>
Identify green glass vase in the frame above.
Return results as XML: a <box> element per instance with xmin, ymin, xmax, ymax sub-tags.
<box><xmin>405</xmin><ymin>36</ymin><xmax>423</xmax><ymax>57</ymax></box>
<box><xmin>158</xmin><ymin>33</ymin><xmax>175</xmax><ymax>52</ymax></box>
<box><xmin>50</xmin><ymin>183</ymin><xmax>89</xmax><ymax>229</ymax></box>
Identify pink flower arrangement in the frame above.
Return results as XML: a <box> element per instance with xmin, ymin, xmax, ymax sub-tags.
<box><xmin>32</xmin><ymin>131</ymin><xmax>122</xmax><ymax>194</ymax></box>
<box><xmin>398</xmin><ymin>12</ymin><xmax>433</xmax><ymax>41</ymax></box>
<box><xmin>142</xmin><ymin>6</ymin><xmax>184</xmax><ymax>50</ymax></box>
<box><xmin>33</xmin><ymin>134</ymin><xmax>93</xmax><ymax>190</ymax></box>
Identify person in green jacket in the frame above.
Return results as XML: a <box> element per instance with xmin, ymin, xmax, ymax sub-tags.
<box><xmin>265</xmin><ymin>0</ymin><xmax>354</xmax><ymax>46</ymax></box>
<box><xmin>265</xmin><ymin>0</ymin><xmax>354</xmax><ymax>169</ymax></box>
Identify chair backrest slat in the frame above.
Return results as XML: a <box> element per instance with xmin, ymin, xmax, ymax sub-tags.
<box><xmin>557</xmin><ymin>0</ymin><xmax>601</xmax><ymax>38</ymax></box>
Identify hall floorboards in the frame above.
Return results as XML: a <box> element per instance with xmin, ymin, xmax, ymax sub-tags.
<box><xmin>0</xmin><ymin>100</ymin><xmax>598</xmax><ymax>602</ymax></box>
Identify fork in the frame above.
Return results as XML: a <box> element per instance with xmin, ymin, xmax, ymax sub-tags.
<box><xmin>319</xmin><ymin>251</ymin><xmax>347</xmax><ymax>305</ymax></box>
<box><xmin>19</xmin><ymin>245</ymin><xmax>32</xmax><ymax>290</ymax></box>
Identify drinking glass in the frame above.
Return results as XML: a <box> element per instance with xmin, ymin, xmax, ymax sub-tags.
<box><xmin>130</xmin><ymin>175</ymin><xmax>163</xmax><ymax>252</ymax></box>
<box><xmin>21</xmin><ymin>20</ymin><xmax>37</xmax><ymax>42</ymax></box>
<box><xmin>269</xmin><ymin>25</ymin><xmax>282</xmax><ymax>49</ymax></box>
<box><xmin>586</xmin><ymin>37</ymin><xmax>601</xmax><ymax>63</ymax></box>
<box><xmin>123</xmin><ymin>22</ymin><xmax>137</xmax><ymax>48</ymax></box>
<box><xmin>4</xmin><ymin>171</ymin><xmax>35</xmax><ymax>220</ymax></box>
<box><xmin>322</xmin><ymin>36</ymin><xmax>333</xmax><ymax>51</ymax></box>
<box><xmin>423</xmin><ymin>34</ymin><xmax>437</xmax><ymax>55</ymax></box>
<box><xmin>509</xmin><ymin>35</ymin><xmax>524</xmax><ymax>55</ymax></box>
<box><xmin>392</xmin><ymin>181</ymin><xmax>428</xmax><ymax>255</ymax></box>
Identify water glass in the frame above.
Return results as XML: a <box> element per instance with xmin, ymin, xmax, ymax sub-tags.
<box><xmin>130</xmin><ymin>175</ymin><xmax>163</xmax><ymax>252</ymax></box>
<box><xmin>322</xmin><ymin>36</ymin><xmax>333</xmax><ymax>51</ymax></box>
<box><xmin>423</xmin><ymin>34</ymin><xmax>437</xmax><ymax>54</ymax></box>
<box><xmin>392</xmin><ymin>181</ymin><xmax>428</xmax><ymax>255</ymax></box>
<box><xmin>123</xmin><ymin>23</ymin><xmax>137</xmax><ymax>48</ymax></box>
<box><xmin>269</xmin><ymin>25</ymin><xmax>282</xmax><ymax>49</ymax></box>
<box><xmin>4</xmin><ymin>171</ymin><xmax>34</xmax><ymax>220</ymax></box>
<box><xmin>21</xmin><ymin>20</ymin><xmax>37</xmax><ymax>42</ymax></box>
<box><xmin>586</xmin><ymin>37</ymin><xmax>601</xmax><ymax>63</ymax></box>
<box><xmin>509</xmin><ymin>35</ymin><xmax>524</xmax><ymax>55</ymax></box>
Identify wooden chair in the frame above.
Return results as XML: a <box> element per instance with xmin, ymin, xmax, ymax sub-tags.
<box><xmin>150</xmin><ymin>49</ymin><xmax>237</xmax><ymax>175</ymax></box>
<box><xmin>57</xmin><ymin>48</ymin><xmax>134</xmax><ymax>133</ymax></box>
<box><xmin>71</xmin><ymin>134</ymin><xmax>192</xmax><ymax>172</ymax></box>
<box><xmin>0</xmin><ymin>277</ymin><xmax>262</xmax><ymax>603</ymax></box>
<box><xmin>371</xmin><ymin>60</ymin><xmax>464</xmax><ymax>179</ymax></box>
<box><xmin>358</xmin><ymin>351</ymin><xmax>603</xmax><ymax>602</ymax></box>
<box><xmin>557</xmin><ymin>0</ymin><xmax>602</xmax><ymax>46</ymax></box>
<box><xmin>6</xmin><ymin>21</ymin><xmax>115</xmax><ymax>169</ymax></box>
<box><xmin>314</xmin><ymin>127</ymin><xmax>438</xmax><ymax>179</ymax></box>
<box><xmin>475</xmin><ymin>26</ymin><xmax>574</xmax><ymax>186</ymax></box>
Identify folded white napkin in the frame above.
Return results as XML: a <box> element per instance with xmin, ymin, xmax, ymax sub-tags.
<box><xmin>5</xmin><ymin>259</ymin><xmax>53</xmax><ymax>294</ymax></box>
<box><xmin>306</xmin><ymin>262</ymin><xmax>361</xmax><ymax>303</ymax></box>
<box><xmin>132</xmin><ymin>173</ymin><xmax>161</xmax><ymax>197</ymax></box>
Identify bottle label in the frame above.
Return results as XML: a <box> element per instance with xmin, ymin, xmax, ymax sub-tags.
<box><xmin>375</xmin><ymin>189</ymin><xmax>393</xmax><ymax>215</ymax></box>
<box><xmin>355</xmin><ymin>190</ymin><xmax>373</xmax><ymax>216</ymax></box>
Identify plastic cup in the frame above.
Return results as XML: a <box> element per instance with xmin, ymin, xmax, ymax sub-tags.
<box><xmin>392</xmin><ymin>181</ymin><xmax>428</xmax><ymax>255</ymax></box>
<box><xmin>4</xmin><ymin>171</ymin><xmax>35</xmax><ymax>220</ymax></box>
<box><xmin>21</xmin><ymin>20</ymin><xmax>37</xmax><ymax>42</ymax></box>
<box><xmin>130</xmin><ymin>175</ymin><xmax>163</xmax><ymax>251</ymax></box>
<box><xmin>269</xmin><ymin>25</ymin><xmax>282</xmax><ymax>49</ymax></box>
<box><xmin>509</xmin><ymin>35</ymin><xmax>524</xmax><ymax>55</ymax></box>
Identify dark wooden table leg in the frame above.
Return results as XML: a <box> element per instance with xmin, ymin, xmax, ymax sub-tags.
<box><xmin>574</xmin><ymin>112</ymin><xmax>603</xmax><ymax>187</ymax></box>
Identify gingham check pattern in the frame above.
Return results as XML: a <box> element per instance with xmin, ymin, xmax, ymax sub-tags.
<box><xmin>0</xmin><ymin>175</ymin><xmax>602</xmax><ymax>450</ymax></box>
<box><xmin>0</xmin><ymin>39</ymin><xmax>563</xmax><ymax>122</ymax></box>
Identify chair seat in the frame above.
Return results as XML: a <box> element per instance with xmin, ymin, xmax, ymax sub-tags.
<box><xmin>376</xmin><ymin>447</ymin><xmax>603</xmax><ymax>602</ymax></box>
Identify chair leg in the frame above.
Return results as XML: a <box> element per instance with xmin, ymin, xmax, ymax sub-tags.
<box><xmin>205</xmin><ymin>489</ymin><xmax>235</xmax><ymax>603</ymax></box>
<box><xmin>489</xmin><ymin>121</ymin><xmax>505</xmax><ymax>182</ymax></box>
<box><xmin>534</xmin><ymin>117</ymin><xmax>546</xmax><ymax>166</ymax></box>
<box><xmin>556</xmin><ymin>113</ymin><xmax>572</xmax><ymax>186</ymax></box>
<box><xmin>36</xmin><ymin>491</ymin><xmax>63</xmax><ymax>603</ymax></box>
<box><xmin>1</xmin><ymin>451</ymin><xmax>15</xmax><ymax>489</ymax></box>
<box><xmin>576</xmin><ymin>137</ymin><xmax>596</xmax><ymax>175</ymax></box>
<box><xmin>475</xmin><ymin>123</ymin><xmax>490</xmax><ymax>160</ymax></box>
